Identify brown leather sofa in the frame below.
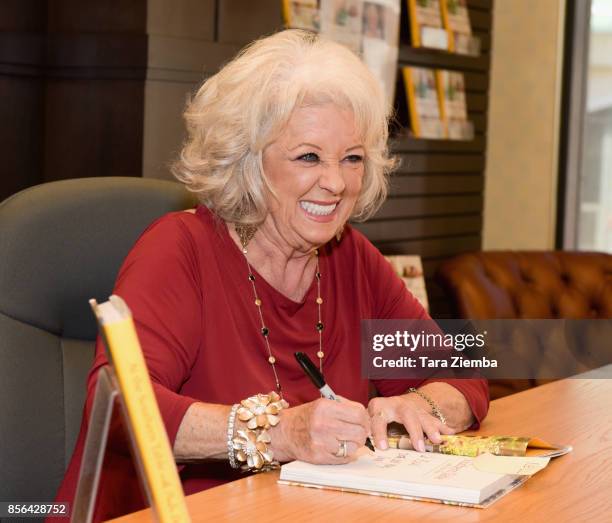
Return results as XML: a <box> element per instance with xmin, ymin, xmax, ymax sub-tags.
<box><xmin>436</xmin><ymin>251</ymin><xmax>612</xmax><ymax>399</ymax></box>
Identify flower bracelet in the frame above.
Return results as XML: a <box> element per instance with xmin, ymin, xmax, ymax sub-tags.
<box><xmin>226</xmin><ymin>392</ymin><xmax>289</xmax><ymax>472</ymax></box>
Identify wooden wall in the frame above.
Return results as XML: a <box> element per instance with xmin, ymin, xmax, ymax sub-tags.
<box><xmin>0</xmin><ymin>0</ymin><xmax>147</xmax><ymax>202</ymax></box>
<box><xmin>1</xmin><ymin>0</ymin><xmax>493</xmax><ymax>316</ymax></box>
<box><xmin>0</xmin><ymin>0</ymin><xmax>46</xmax><ymax>200</ymax></box>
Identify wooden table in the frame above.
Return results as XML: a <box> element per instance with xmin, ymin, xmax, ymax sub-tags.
<box><xmin>111</xmin><ymin>377</ymin><xmax>612</xmax><ymax>522</ymax></box>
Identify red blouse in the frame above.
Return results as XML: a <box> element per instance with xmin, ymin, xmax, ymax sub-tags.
<box><xmin>54</xmin><ymin>206</ymin><xmax>489</xmax><ymax>521</ymax></box>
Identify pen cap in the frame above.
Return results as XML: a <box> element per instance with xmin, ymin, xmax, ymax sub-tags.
<box><xmin>294</xmin><ymin>352</ymin><xmax>325</xmax><ymax>388</ymax></box>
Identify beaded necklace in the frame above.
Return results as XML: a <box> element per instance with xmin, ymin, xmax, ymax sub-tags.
<box><xmin>235</xmin><ymin>224</ymin><xmax>324</xmax><ymax>398</ymax></box>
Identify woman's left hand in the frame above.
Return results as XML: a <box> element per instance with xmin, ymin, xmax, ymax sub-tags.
<box><xmin>367</xmin><ymin>395</ymin><xmax>456</xmax><ymax>452</ymax></box>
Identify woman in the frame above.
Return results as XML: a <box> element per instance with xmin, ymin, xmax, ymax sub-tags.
<box><xmin>55</xmin><ymin>29</ymin><xmax>487</xmax><ymax>521</ymax></box>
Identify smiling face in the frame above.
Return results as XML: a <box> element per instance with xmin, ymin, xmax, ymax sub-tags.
<box><xmin>261</xmin><ymin>103</ymin><xmax>365</xmax><ymax>252</ymax></box>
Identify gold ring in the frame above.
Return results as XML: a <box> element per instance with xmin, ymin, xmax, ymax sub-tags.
<box><xmin>335</xmin><ymin>440</ymin><xmax>348</xmax><ymax>458</ymax></box>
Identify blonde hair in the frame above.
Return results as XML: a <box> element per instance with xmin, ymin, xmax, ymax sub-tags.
<box><xmin>173</xmin><ymin>29</ymin><xmax>396</xmax><ymax>224</ymax></box>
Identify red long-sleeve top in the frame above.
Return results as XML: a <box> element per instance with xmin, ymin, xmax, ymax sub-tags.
<box><xmin>54</xmin><ymin>206</ymin><xmax>489</xmax><ymax>521</ymax></box>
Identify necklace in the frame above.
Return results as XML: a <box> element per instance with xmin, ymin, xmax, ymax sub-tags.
<box><xmin>235</xmin><ymin>224</ymin><xmax>324</xmax><ymax>398</ymax></box>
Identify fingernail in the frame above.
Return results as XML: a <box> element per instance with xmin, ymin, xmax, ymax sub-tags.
<box><xmin>378</xmin><ymin>439</ymin><xmax>388</xmax><ymax>450</ymax></box>
<box><xmin>416</xmin><ymin>440</ymin><xmax>426</xmax><ymax>452</ymax></box>
<box><xmin>430</xmin><ymin>433</ymin><xmax>441</xmax><ymax>444</ymax></box>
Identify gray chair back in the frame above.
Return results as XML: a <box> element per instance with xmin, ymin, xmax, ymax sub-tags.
<box><xmin>0</xmin><ymin>177</ymin><xmax>196</xmax><ymax>502</ymax></box>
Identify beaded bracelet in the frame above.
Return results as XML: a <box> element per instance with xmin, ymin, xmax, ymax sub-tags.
<box><xmin>408</xmin><ymin>387</ymin><xmax>447</xmax><ymax>425</ymax></box>
<box><xmin>226</xmin><ymin>404</ymin><xmax>240</xmax><ymax>469</ymax></box>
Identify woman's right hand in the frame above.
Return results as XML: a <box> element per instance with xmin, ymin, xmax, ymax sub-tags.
<box><xmin>270</xmin><ymin>397</ymin><xmax>371</xmax><ymax>464</ymax></box>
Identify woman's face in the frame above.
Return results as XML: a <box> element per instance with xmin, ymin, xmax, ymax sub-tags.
<box><xmin>262</xmin><ymin>103</ymin><xmax>365</xmax><ymax>251</ymax></box>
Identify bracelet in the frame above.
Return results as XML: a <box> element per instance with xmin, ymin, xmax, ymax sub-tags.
<box><xmin>408</xmin><ymin>387</ymin><xmax>447</xmax><ymax>425</ymax></box>
<box><xmin>236</xmin><ymin>391</ymin><xmax>288</xmax><ymax>429</ymax></box>
<box><xmin>232</xmin><ymin>392</ymin><xmax>289</xmax><ymax>472</ymax></box>
<box><xmin>232</xmin><ymin>428</ymin><xmax>276</xmax><ymax>472</ymax></box>
<box><xmin>227</xmin><ymin>403</ymin><xmax>240</xmax><ymax>469</ymax></box>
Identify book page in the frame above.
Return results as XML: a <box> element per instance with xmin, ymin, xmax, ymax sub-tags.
<box><xmin>281</xmin><ymin>448</ymin><xmax>514</xmax><ymax>497</ymax></box>
<box><xmin>473</xmin><ymin>453</ymin><xmax>550</xmax><ymax>476</ymax></box>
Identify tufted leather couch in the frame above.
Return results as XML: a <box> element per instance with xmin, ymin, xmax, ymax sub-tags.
<box><xmin>436</xmin><ymin>251</ymin><xmax>612</xmax><ymax>398</ymax></box>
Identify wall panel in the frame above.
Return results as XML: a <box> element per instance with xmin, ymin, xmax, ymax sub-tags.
<box><xmin>0</xmin><ymin>3</ymin><xmax>46</xmax><ymax>201</ymax></box>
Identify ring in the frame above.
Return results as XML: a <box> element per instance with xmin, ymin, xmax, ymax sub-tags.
<box><xmin>335</xmin><ymin>440</ymin><xmax>348</xmax><ymax>458</ymax></box>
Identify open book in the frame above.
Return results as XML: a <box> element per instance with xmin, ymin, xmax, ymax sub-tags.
<box><xmin>279</xmin><ymin>448</ymin><xmax>525</xmax><ymax>508</ymax></box>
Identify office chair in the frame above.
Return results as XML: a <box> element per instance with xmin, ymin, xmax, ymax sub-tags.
<box><xmin>0</xmin><ymin>177</ymin><xmax>197</xmax><ymax>503</ymax></box>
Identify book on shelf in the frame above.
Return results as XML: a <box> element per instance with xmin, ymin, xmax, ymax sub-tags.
<box><xmin>440</xmin><ymin>0</ymin><xmax>480</xmax><ymax>55</ymax></box>
<box><xmin>282</xmin><ymin>0</ymin><xmax>320</xmax><ymax>31</ymax></box>
<box><xmin>406</xmin><ymin>0</ymin><xmax>448</xmax><ymax>50</ymax></box>
<box><xmin>384</xmin><ymin>255</ymin><xmax>429</xmax><ymax>312</ymax></box>
<box><xmin>360</xmin><ymin>0</ymin><xmax>402</xmax><ymax>109</ymax></box>
<box><xmin>319</xmin><ymin>0</ymin><xmax>364</xmax><ymax>53</ymax></box>
<box><xmin>402</xmin><ymin>66</ymin><xmax>445</xmax><ymax>139</ymax></box>
<box><xmin>279</xmin><ymin>448</ymin><xmax>529</xmax><ymax>508</ymax></box>
<box><xmin>436</xmin><ymin>69</ymin><xmax>474</xmax><ymax>139</ymax></box>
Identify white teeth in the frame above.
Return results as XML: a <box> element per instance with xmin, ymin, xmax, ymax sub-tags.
<box><xmin>300</xmin><ymin>201</ymin><xmax>337</xmax><ymax>216</ymax></box>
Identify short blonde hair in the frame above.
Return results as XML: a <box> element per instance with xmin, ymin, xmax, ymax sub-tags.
<box><xmin>173</xmin><ymin>29</ymin><xmax>396</xmax><ymax>224</ymax></box>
